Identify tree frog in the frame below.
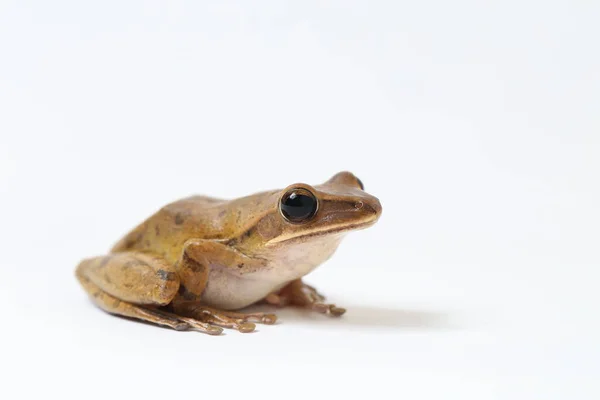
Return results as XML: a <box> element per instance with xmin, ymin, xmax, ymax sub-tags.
<box><xmin>76</xmin><ymin>171</ymin><xmax>382</xmax><ymax>335</ymax></box>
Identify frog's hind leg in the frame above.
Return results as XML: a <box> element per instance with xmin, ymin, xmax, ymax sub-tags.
<box><xmin>75</xmin><ymin>253</ymin><xmax>222</xmax><ymax>335</ymax></box>
<box><xmin>77</xmin><ymin>272</ymin><xmax>186</xmax><ymax>330</ymax></box>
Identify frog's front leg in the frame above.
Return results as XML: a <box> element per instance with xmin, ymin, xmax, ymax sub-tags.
<box><xmin>264</xmin><ymin>279</ymin><xmax>347</xmax><ymax>316</ymax></box>
<box><xmin>171</xmin><ymin>239</ymin><xmax>278</xmax><ymax>332</ymax></box>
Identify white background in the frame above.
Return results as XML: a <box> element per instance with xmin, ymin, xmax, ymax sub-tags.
<box><xmin>0</xmin><ymin>1</ymin><xmax>598</xmax><ymax>399</ymax></box>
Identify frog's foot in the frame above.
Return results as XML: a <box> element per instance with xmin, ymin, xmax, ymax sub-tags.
<box><xmin>156</xmin><ymin>312</ymin><xmax>224</xmax><ymax>335</ymax></box>
<box><xmin>214</xmin><ymin>308</ymin><xmax>278</xmax><ymax>325</ymax></box>
<box><xmin>265</xmin><ymin>279</ymin><xmax>346</xmax><ymax>317</ymax></box>
<box><xmin>175</xmin><ymin>304</ymin><xmax>277</xmax><ymax>333</ymax></box>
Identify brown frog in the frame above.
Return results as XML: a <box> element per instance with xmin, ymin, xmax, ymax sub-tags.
<box><xmin>76</xmin><ymin>171</ymin><xmax>382</xmax><ymax>335</ymax></box>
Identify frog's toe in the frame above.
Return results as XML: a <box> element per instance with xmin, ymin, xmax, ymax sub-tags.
<box><xmin>174</xmin><ymin>322</ymin><xmax>191</xmax><ymax>331</ymax></box>
<box><xmin>330</xmin><ymin>306</ymin><xmax>346</xmax><ymax>317</ymax></box>
<box><xmin>259</xmin><ymin>313</ymin><xmax>278</xmax><ymax>324</ymax></box>
<box><xmin>205</xmin><ymin>317</ymin><xmax>257</xmax><ymax>333</ymax></box>
<box><xmin>177</xmin><ymin>316</ymin><xmax>225</xmax><ymax>335</ymax></box>
<box><xmin>312</xmin><ymin>303</ymin><xmax>346</xmax><ymax>317</ymax></box>
<box><xmin>212</xmin><ymin>309</ymin><xmax>279</xmax><ymax>325</ymax></box>
<box><xmin>236</xmin><ymin>312</ymin><xmax>278</xmax><ymax>325</ymax></box>
<box><xmin>237</xmin><ymin>322</ymin><xmax>256</xmax><ymax>333</ymax></box>
<box><xmin>203</xmin><ymin>326</ymin><xmax>225</xmax><ymax>335</ymax></box>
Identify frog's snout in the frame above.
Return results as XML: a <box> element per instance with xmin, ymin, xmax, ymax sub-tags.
<box><xmin>362</xmin><ymin>196</ymin><xmax>382</xmax><ymax>222</ymax></box>
<box><xmin>348</xmin><ymin>194</ymin><xmax>381</xmax><ymax>225</ymax></box>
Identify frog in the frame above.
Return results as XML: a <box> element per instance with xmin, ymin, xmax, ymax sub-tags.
<box><xmin>76</xmin><ymin>171</ymin><xmax>382</xmax><ymax>335</ymax></box>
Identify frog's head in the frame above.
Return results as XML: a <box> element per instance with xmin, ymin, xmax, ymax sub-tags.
<box><xmin>246</xmin><ymin>171</ymin><xmax>382</xmax><ymax>247</ymax></box>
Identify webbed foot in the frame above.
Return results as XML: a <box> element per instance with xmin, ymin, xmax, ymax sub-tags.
<box><xmin>174</xmin><ymin>304</ymin><xmax>277</xmax><ymax>334</ymax></box>
<box><xmin>265</xmin><ymin>279</ymin><xmax>346</xmax><ymax>316</ymax></box>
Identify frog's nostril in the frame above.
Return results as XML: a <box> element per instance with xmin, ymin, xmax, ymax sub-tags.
<box><xmin>354</xmin><ymin>201</ymin><xmax>364</xmax><ymax>210</ymax></box>
<box><xmin>362</xmin><ymin>198</ymin><xmax>382</xmax><ymax>217</ymax></box>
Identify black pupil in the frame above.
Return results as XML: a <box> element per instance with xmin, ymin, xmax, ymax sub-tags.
<box><xmin>281</xmin><ymin>191</ymin><xmax>317</xmax><ymax>222</ymax></box>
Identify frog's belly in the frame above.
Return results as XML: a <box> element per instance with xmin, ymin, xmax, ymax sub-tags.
<box><xmin>200</xmin><ymin>267</ymin><xmax>291</xmax><ymax>310</ymax></box>
<box><xmin>200</xmin><ymin>234</ymin><xmax>345</xmax><ymax>310</ymax></box>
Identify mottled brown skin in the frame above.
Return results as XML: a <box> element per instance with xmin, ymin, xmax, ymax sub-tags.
<box><xmin>76</xmin><ymin>171</ymin><xmax>382</xmax><ymax>335</ymax></box>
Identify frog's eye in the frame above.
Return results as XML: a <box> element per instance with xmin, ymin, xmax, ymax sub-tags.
<box><xmin>280</xmin><ymin>188</ymin><xmax>318</xmax><ymax>223</ymax></box>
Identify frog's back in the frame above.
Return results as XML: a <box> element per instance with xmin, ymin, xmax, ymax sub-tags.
<box><xmin>111</xmin><ymin>195</ymin><xmax>230</xmax><ymax>264</ymax></box>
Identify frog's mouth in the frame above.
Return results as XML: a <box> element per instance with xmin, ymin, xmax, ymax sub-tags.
<box><xmin>267</xmin><ymin>218</ymin><xmax>378</xmax><ymax>245</ymax></box>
